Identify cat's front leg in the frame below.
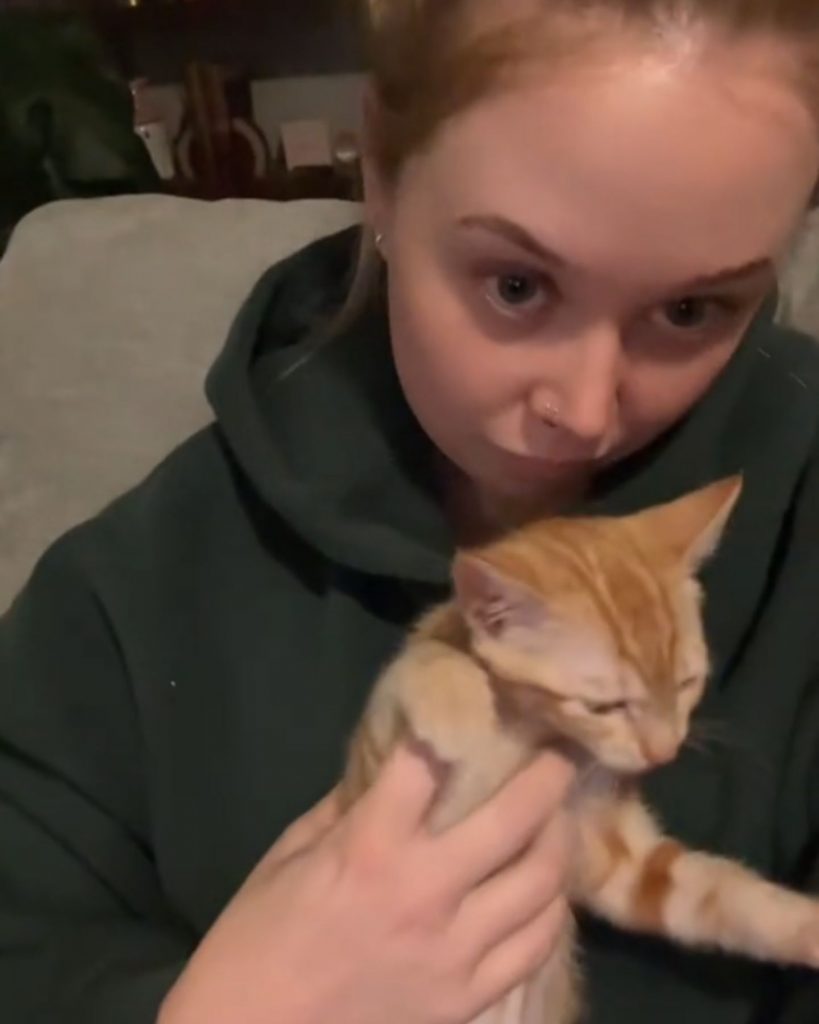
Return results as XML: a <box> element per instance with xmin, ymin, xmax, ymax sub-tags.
<box><xmin>370</xmin><ymin>638</ymin><xmax>535</xmax><ymax>832</ymax></box>
<box><xmin>574</xmin><ymin>791</ymin><xmax>819</xmax><ymax>968</ymax></box>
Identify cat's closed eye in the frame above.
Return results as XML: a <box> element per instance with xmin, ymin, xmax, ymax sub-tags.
<box><xmin>584</xmin><ymin>677</ymin><xmax>698</xmax><ymax>716</ymax></box>
<box><xmin>586</xmin><ymin>699</ymin><xmax>630</xmax><ymax>715</ymax></box>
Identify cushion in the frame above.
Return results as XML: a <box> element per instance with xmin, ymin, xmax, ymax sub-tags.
<box><xmin>777</xmin><ymin>208</ymin><xmax>819</xmax><ymax>342</ymax></box>
<box><xmin>0</xmin><ymin>194</ymin><xmax>360</xmax><ymax>610</ymax></box>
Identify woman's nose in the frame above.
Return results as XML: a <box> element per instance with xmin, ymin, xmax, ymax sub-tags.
<box><xmin>531</xmin><ymin>322</ymin><xmax>622</xmax><ymax>450</ymax></box>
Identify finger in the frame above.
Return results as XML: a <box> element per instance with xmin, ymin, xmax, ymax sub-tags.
<box><xmin>267</xmin><ymin>787</ymin><xmax>343</xmax><ymax>866</ymax></box>
<box><xmin>470</xmin><ymin>895</ymin><xmax>570</xmax><ymax>1008</ymax></box>
<box><xmin>349</xmin><ymin>740</ymin><xmax>442</xmax><ymax>843</ymax></box>
<box><xmin>437</xmin><ymin>751</ymin><xmax>575</xmax><ymax>890</ymax></box>
<box><xmin>454</xmin><ymin>808</ymin><xmax>571</xmax><ymax>962</ymax></box>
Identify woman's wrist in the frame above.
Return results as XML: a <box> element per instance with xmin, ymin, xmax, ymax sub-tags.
<box><xmin>155</xmin><ymin>970</ymin><xmax>319</xmax><ymax>1024</ymax></box>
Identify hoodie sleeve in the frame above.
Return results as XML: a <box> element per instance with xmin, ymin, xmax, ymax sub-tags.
<box><xmin>769</xmin><ymin>862</ymin><xmax>819</xmax><ymax>1023</ymax></box>
<box><xmin>773</xmin><ymin>971</ymin><xmax>819</xmax><ymax>1018</ymax></box>
<box><xmin>771</xmin><ymin>680</ymin><xmax>819</xmax><ymax>1023</ymax></box>
<box><xmin>0</xmin><ymin>535</ymin><xmax>193</xmax><ymax>1023</ymax></box>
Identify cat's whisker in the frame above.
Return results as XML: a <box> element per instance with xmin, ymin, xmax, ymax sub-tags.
<box><xmin>687</xmin><ymin>719</ymin><xmax>738</xmax><ymax>751</ymax></box>
<box><xmin>683</xmin><ymin>735</ymin><xmax>712</xmax><ymax>756</ymax></box>
<box><xmin>684</xmin><ymin>720</ymin><xmax>775</xmax><ymax>776</ymax></box>
<box><xmin>690</xmin><ymin>719</ymin><xmax>731</xmax><ymax>739</ymax></box>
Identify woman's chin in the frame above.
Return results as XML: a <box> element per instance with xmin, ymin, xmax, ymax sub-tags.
<box><xmin>487</xmin><ymin>457</ymin><xmax>591</xmax><ymax>510</ymax></box>
<box><xmin>483</xmin><ymin>443</ymin><xmax>591</xmax><ymax>493</ymax></box>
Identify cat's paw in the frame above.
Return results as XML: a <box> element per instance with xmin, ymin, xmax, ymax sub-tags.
<box><xmin>387</xmin><ymin>641</ymin><xmax>532</xmax><ymax>829</ymax></box>
<box><xmin>405</xmin><ymin>682</ymin><xmax>504</xmax><ymax>767</ymax></box>
<box><xmin>394</xmin><ymin>645</ymin><xmax>501</xmax><ymax>765</ymax></box>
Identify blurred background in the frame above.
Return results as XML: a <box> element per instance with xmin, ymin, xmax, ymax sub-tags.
<box><xmin>0</xmin><ymin>0</ymin><xmax>367</xmax><ymax>250</ymax></box>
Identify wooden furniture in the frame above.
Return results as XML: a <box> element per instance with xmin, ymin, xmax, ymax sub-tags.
<box><xmin>161</xmin><ymin>60</ymin><xmax>361</xmax><ymax>201</ymax></box>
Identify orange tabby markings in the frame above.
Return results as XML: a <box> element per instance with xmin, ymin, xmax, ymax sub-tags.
<box><xmin>579</xmin><ymin>818</ymin><xmax>633</xmax><ymax>894</ymax></box>
<box><xmin>633</xmin><ymin>841</ymin><xmax>685</xmax><ymax>929</ymax></box>
<box><xmin>601</xmin><ymin>825</ymin><xmax>631</xmax><ymax>874</ymax></box>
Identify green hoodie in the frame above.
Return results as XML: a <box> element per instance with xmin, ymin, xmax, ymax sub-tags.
<box><xmin>2</xmin><ymin>227</ymin><xmax>819</xmax><ymax>1024</ymax></box>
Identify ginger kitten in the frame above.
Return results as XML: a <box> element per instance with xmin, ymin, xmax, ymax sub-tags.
<box><xmin>341</xmin><ymin>477</ymin><xmax>819</xmax><ymax>1024</ymax></box>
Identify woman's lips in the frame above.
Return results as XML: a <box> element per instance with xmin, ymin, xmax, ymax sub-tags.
<box><xmin>498</xmin><ymin>446</ymin><xmax>594</xmax><ymax>476</ymax></box>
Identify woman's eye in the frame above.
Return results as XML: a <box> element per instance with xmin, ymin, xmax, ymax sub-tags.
<box><xmin>654</xmin><ymin>296</ymin><xmax>738</xmax><ymax>334</ymax></box>
<box><xmin>665</xmin><ymin>297</ymin><xmax>710</xmax><ymax>328</ymax></box>
<box><xmin>587</xmin><ymin>699</ymin><xmax>629</xmax><ymax>715</ymax></box>
<box><xmin>487</xmin><ymin>272</ymin><xmax>550</xmax><ymax>315</ymax></box>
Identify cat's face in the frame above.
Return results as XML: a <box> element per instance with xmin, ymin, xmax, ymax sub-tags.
<box><xmin>454</xmin><ymin>478</ymin><xmax>742</xmax><ymax>774</ymax></box>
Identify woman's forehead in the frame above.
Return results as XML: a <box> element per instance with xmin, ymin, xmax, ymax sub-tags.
<box><xmin>403</xmin><ymin>48</ymin><xmax>819</xmax><ymax>287</ymax></box>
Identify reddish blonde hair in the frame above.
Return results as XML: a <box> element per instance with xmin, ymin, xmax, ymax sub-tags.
<box><xmin>364</xmin><ymin>0</ymin><xmax>819</xmax><ymax>174</ymax></box>
<box><xmin>339</xmin><ymin>0</ymin><xmax>819</xmax><ymax>321</ymax></box>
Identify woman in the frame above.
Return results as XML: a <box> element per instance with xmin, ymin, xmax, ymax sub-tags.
<box><xmin>2</xmin><ymin>1</ymin><xmax>819</xmax><ymax>1022</ymax></box>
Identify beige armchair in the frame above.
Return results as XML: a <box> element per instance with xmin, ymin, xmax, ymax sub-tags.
<box><xmin>0</xmin><ymin>195</ymin><xmax>360</xmax><ymax>610</ymax></box>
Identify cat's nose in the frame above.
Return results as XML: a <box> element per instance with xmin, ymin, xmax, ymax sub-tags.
<box><xmin>644</xmin><ymin>735</ymin><xmax>678</xmax><ymax>766</ymax></box>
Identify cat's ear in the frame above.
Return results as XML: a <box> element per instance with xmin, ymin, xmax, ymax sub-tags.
<box><xmin>452</xmin><ymin>554</ymin><xmax>550</xmax><ymax>638</ymax></box>
<box><xmin>636</xmin><ymin>475</ymin><xmax>743</xmax><ymax>571</ymax></box>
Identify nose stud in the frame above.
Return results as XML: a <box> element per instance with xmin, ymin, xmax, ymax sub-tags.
<box><xmin>539</xmin><ymin>400</ymin><xmax>563</xmax><ymax>428</ymax></box>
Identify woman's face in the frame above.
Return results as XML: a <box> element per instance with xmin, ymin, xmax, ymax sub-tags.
<box><xmin>370</xmin><ymin>34</ymin><xmax>819</xmax><ymax>501</ymax></box>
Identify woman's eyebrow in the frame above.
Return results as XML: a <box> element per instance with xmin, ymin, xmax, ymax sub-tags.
<box><xmin>456</xmin><ymin>213</ymin><xmax>773</xmax><ymax>289</ymax></box>
<box><xmin>457</xmin><ymin>214</ymin><xmax>569</xmax><ymax>267</ymax></box>
<box><xmin>675</xmin><ymin>258</ymin><xmax>774</xmax><ymax>290</ymax></box>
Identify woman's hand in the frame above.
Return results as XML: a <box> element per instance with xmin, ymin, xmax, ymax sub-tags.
<box><xmin>159</xmin><ymin>744</ymin><xmax>574</xmax><ymax>1024</ymax></box>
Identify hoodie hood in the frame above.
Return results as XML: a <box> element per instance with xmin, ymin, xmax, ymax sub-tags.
<box><xmin>206</xmin><ymin>227</ymin><xmax>455</xmax><ymax>585</ymax></box>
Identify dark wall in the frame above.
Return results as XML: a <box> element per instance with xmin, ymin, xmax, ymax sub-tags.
<box><xmin>92</xmin><ymin>0</ymin><xmax>365</xmax><ymax>84</ymax></box>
